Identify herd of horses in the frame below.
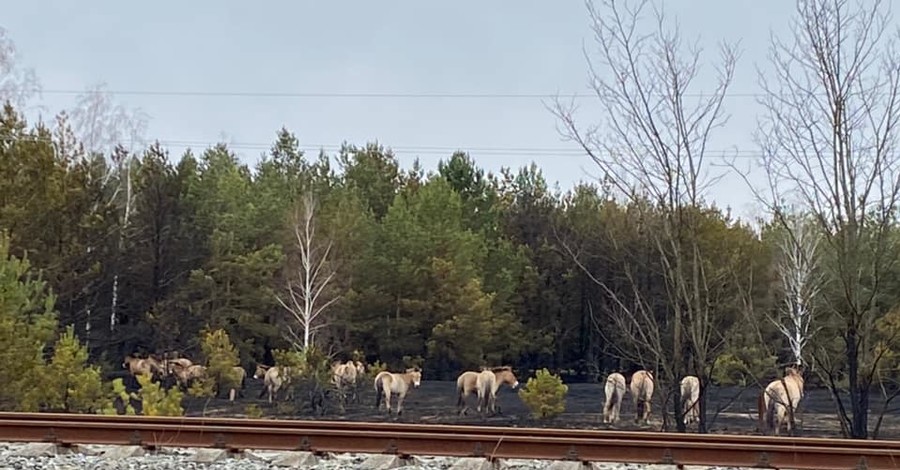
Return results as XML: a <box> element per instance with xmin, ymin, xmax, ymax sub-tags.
<box><xmin>121</xmin><ymin>353</ymin><xmax>806</xmax><ymax>436</ymax></box>
<box><xmin>600</xmin><ymin>367</ymin><xmax>805</xmax><ymax>436</ymax></box>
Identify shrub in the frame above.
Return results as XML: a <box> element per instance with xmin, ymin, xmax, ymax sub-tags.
<box><xmin>365</xmin><ymin>360</ymin><xmax>387</xmax><ymax>381</ymax></box>
<box><xmin>518</xmin><ymin>368</ymin><xmax>568</xmax><ymax>419</ymax></box>
<box><xmin>100</xmin><ymin>378</ymin><xmax>136</xmax><ymax>415</ymax></box>
<box><xmin>24</xmin><ymin>326</ymin><xmax>105</xmax><ymax>413</ymax></box>
<box><xmin>135</xmin><ymin>374</ymin><xmax>184</xmax><ymax>416</ymax></box>
<box><xmin>199</xmin><ymin>329</ymin><xmax>242</xmax><ymax>397</ymax></box>
<box><xmin>712</xmin><ymin>350</ymin><xmax>776</xmax><ymax>386</ymax></box>
<box><xmin>711</xmin><ymin>353</ymin><xmax>747</xmax><ymax>386</ymax></box>
<box><xmin>0</xmin><ymin>236</ymin><xmax>58</xmax><ymax>410</ymax></box>
<box><xmin>244</xmin><ymin>403</ymin><xmax>263</xmax><ymax>418</ymax></box>
<box><xmin>100</xmin><ymin>374</ymin><xmax>183</xmax><ymax>416</ymax></box>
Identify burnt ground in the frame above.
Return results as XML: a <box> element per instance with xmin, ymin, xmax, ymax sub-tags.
<box><xmin>179</xmin><ymin>379</ymin><xmax>900</xmax><ymax>439</ymax></box>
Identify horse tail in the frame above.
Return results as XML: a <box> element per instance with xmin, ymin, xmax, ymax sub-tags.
<box><xmin>603</xmin><ymin>379</ymin><xmax>618</xmax><ymax>413</ymax></box>
<box><xmin>456</xmin><ymin>379</ymin><xmax>465</xmax><ymax>408</ymax></box>
<box><xmin>766</xmin><ymin>391</ymin><xmax>777</xmax><ymax>431</ymax></box>
<box><xmin>374</xmin><ymin>374</ymin><xmax>384</xmax><ymax>410</ymax></box>
<box><xmin>757</xmin><ymin>389</ymin><xmax>766</xmax><ymax>433</ymax></box>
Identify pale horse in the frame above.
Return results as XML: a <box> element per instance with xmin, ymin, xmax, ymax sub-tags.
<box><xmin>758</xmin><ymin>366</ymin><xmax>805</xmax><ymax>436</ymax></box>
<box><xmin>680</xmin><ymin>375</ymin><xmax>700</xmax><ymax>426</ymax></box>
<box><xmin>602</xmin><ymin>372</ymin><xmax>627</xmax><ymax>424</ymax></box>
<box><xmin>374</xmin><ymin>367</ymin><xmax>422</xmax><ymax>416</ymax></box>
<box><xmin>630</xmin><ymin>370</ymin><xmax>655</xmax><ymax>425</ymax></box>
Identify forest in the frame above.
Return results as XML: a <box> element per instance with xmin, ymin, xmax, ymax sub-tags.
<box><xmin>2</xmin><ymin>0</ymin><xmax>900</xmax><ymax>439</ymax></box>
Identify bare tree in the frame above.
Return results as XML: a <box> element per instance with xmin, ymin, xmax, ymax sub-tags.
<box><xmin>550</xmin><ymin>0</ymin><xmax>743</xmax><ymax>432</ymax></box>
<box><xmin>0</xmin><ymin>26</ymin><xmax>41</xmax><ymax>110</ymax></box>
<box><xmin>749</xmin><ymin>0</ymin><xmax>900</xmax><ymax>439</ymax></box>
<box><xmin>277</xmin><ymin>190</ymin><xmax>340</xmax><ymax>350</ymax></box>
<box><xmin>771</xmin><ymin>213</ymin><xmax>824</xmax><ymax>367</ymax></box>
<box><xmin>67</xmin><ymin>83</ymin><xmax>149</xmax><ymax>333</ymax></box>
<box><xmin>69</xmin><ymin>82</ymin><xmax>148</xmax><ymax>158</ymax></box>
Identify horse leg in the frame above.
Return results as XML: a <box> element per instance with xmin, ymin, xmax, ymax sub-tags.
<box><xmin>397</xmin><ymin>393</ymin><xmax>405</xmax><ymax>416</ymax></box>
<box><xmin>384</xmin><ymin>390</ymin><xmax>392</xmax><ymax>415</ymax></box>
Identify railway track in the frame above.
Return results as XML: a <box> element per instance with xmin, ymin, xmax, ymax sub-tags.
<box><xmin>0</xmin><ymin>412</ymin><xmax>896</xmax><ymax>469</ymax></box>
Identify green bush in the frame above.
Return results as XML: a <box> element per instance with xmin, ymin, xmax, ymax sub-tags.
<box><xmin>244</xmin><ymin>403</ymin><xmax>263</xmax><ymax>418</ymax></box>
<box><xmin>517</xmin><ymin>368</ymin><xmax>568</xmax><ymax>419</ymax></box>
<box><xmin>101</xmin><ymin>378</ymin><xmax>136</xmax><ymax>415</ymax></box>
<box><xmin>23</xmin><ymin>325</ymin><xmax>105</xmax><ymax>413</ymax></box>
<box><xmin>0</xmin><ymin>235</ymin><xmax>58</xmax><ymax>411</ymax></box>
<box><xmin>134</xmin><ymin>374</ymin><xmax>184</xmax><ymax>416</ymax></box>
<box><xmin>712</xmin><ymin>349</ymin><xmax>776</xmax><ymax>386</ymax></box>
<box><xmin>366</xmin><ymin>360</ymin><xmax>387</xmax><ymax>381</ymax></box>
<box><xmin>100</xmin><ymin>374</ymin><xmax>184</xmax><ymax>416</ymax></box>
<box><xmin>200</xmin><ymin>329</ymin><xmax>242</xmax><ymax>396</ymax></box>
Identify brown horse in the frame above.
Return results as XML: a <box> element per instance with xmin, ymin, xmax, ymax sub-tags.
<box><xmin>456</xmin><ymin>366</ymin><xmax>518</xmax><ymax>416</ymax></box>
<box><xmin>122</xmin><ymin>355</ymin><xmax>165</xmax><ymax>377</ymax></box>
<box><xmin>630</xmin><ymin>370</ymin><xmax>654</xmax><ymax>425</ymax></box>
<box><xmin>254</xmin><ymin>364</ymin><xmax>293</xmax><ymax>403</ymax></box>
<box><xmin>456</xmin><ymin>370</ymin><xmax>482</xmax><ymax>415</ymax></box>
<box><xmin>167</xmin><ymin>361</ymin><xmax>206</xmax><ymax>389</ymax></box>
<box><xmin>479</xmin><ymin>366</ymin><xmax>519</xmax><ymax>415</ymax></box>
<box><xmin>680</xmin><ymin>375</ymin><xmax>700</xmax><ymax>426</ymax></box>
<box><xmin>758</xmin><ymin>366</ymin><xmax>805</xmax><ymax>436</ymax></box>
<box><xmin>374</xmin><ymin>367</ymin><xmax>422</xmax><ymax>416</ymax></box>
<box><xmin>603</xmin><ymin>372</ymin><xmax>626</xmax><ymax>424</ymax></box>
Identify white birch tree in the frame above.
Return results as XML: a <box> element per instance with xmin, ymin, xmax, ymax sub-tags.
<box><xmin>277</xmin><ymin>190</ymin><xmax>340</xmax><ymax>350</ymax></box>
<box><xmin>67</xmin><ymin>83</ymin><xmax>149</xmax><ymax>333</ymax></box>
<box><xmin>770</xmin><ymin>213</ymin><xmax>823</xmax><ymax>367</ymax></box>
<box><xmin>743</xmin><ymin>0</ymin><xmax>900</xmax><ymax>438</ymax></box>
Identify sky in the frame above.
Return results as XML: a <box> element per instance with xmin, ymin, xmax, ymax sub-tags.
<box><xmin>3</xmin><ymin>1</ymin><xmax>813</xmax><ymax>222</ymax></box>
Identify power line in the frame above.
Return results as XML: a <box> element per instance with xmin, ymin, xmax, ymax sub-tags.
<box><xmin>1</xmin><ymin>134</ymin><xmax>766</xmax><ymax>159</ymax></box>
<box><xmin>38</xmin><ymin>89</ymin><xmax>769</xmax><ymax>100</ymax></box>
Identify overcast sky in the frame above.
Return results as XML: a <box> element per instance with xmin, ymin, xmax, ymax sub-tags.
<box><xmin>3</xmin><ymin>1</ymin><xmax>828</xmax><ymax>221</ymax></box>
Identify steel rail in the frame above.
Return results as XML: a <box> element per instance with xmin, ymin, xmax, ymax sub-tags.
<box><xmin>2</xmin><ymin>412</ymin><xmax>894</xmax><ymax>450</ymax></box>
<box><xmin>0</xmin><ymin>413</ymin><xmax>895</xmax><ymax>469</ymax></box>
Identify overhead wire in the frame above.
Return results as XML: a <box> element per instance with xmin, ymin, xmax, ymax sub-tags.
<box><xmin>0</xmin><ymin>134</ymin><xmax>766</xmax><ymax>159</ymax></box>
<box><xmin>37</xmin><ymin>88</ymin><xmax>774</xmax><ymax>99</ymax></box>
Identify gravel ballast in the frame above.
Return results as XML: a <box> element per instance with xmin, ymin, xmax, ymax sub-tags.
<box><xmin>0</xmin><ymin>442</ymin><xmax>760</xmax><ymax>469</ymax></box>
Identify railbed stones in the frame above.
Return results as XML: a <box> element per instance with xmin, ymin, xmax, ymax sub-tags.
<box><xmin>449</xmin><ymin>457</ymin><xmax>505</xmax><ymax>470</ymax></box>
<box><xmin>0</xmin><ymin>443</ymin><xmax>767</xmax><ymax>470</ymax></box>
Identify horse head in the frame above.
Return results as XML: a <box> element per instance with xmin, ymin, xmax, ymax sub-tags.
<box><xmin>493</xmin><ymin>366</ymin><xmax>519</xmax><ymax>388</ymax></box>
<box><xmin>253</xmin><ymin>364</ymin><xmax>270</xmax><ymax>380</ymax></box>
<box><xmin>406</xmin><ymin>367</ymin><xmax>422</xmax><ymax>388</ymax></box>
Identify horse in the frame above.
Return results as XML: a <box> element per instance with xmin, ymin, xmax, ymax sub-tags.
<box><xmin>122</xmin><ymin>355</ymin><xmax>165</xmax><ymax>378</ymax></box>
<box><xmin>227</xmin><ymin>366</ymin><xmax>247</xmax><ymax>402</ymax></box>
<box><xmin>479</xmin><ymin>366</ymin><xmax>519</xmax><ymax>415</ymax></box>
<box><xmin>680</xmin><ymin>375</ymin><xmax>700</xmax><ymax>426</ymax></box>
<box><xmin>630</xmin><ymin>370</ymin><xmax>654</xmax><ymax>425</ymax></box>
<box><xmin>456</xmin><ymin>370</ymin><xmax>482</xmax><ymax>415</ymax></box>
<box><xmin>167</xmin><ymin>361</ymin><xmax>206</xmax><ymax>389</ymax></box>
<box><xmin>374</xmin><ymin>367</ymin><xmax>422</xmax><ymax>416</ymax></box>
<box><xmin>456</xmin><ymin>366</ymin><xmax>518</xmax><ymax>416</ymax></box>
<box><xmin>254</xmin><ymin>364</ymin><xmax>293</xmax><ymax>404</ymax></box>
<box><xmin>602</xmin><ymin>372</ymin><xmax>627</xmax><ymax>424</ymax></box>
<box><xmin>758</xmin><ymin>366</ymin><xmax>805</xmax><ymax>436</ymax></box>
<box><xmin>332</xmin><ymin>360</ymin><xmax>364</xmax><ymax>403</ymax></box>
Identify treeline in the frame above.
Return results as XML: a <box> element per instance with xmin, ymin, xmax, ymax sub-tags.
<box><xmin>0</xmin><ymin>102</ymin><xmax>768</xmax><ymax>377</ymax></box>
